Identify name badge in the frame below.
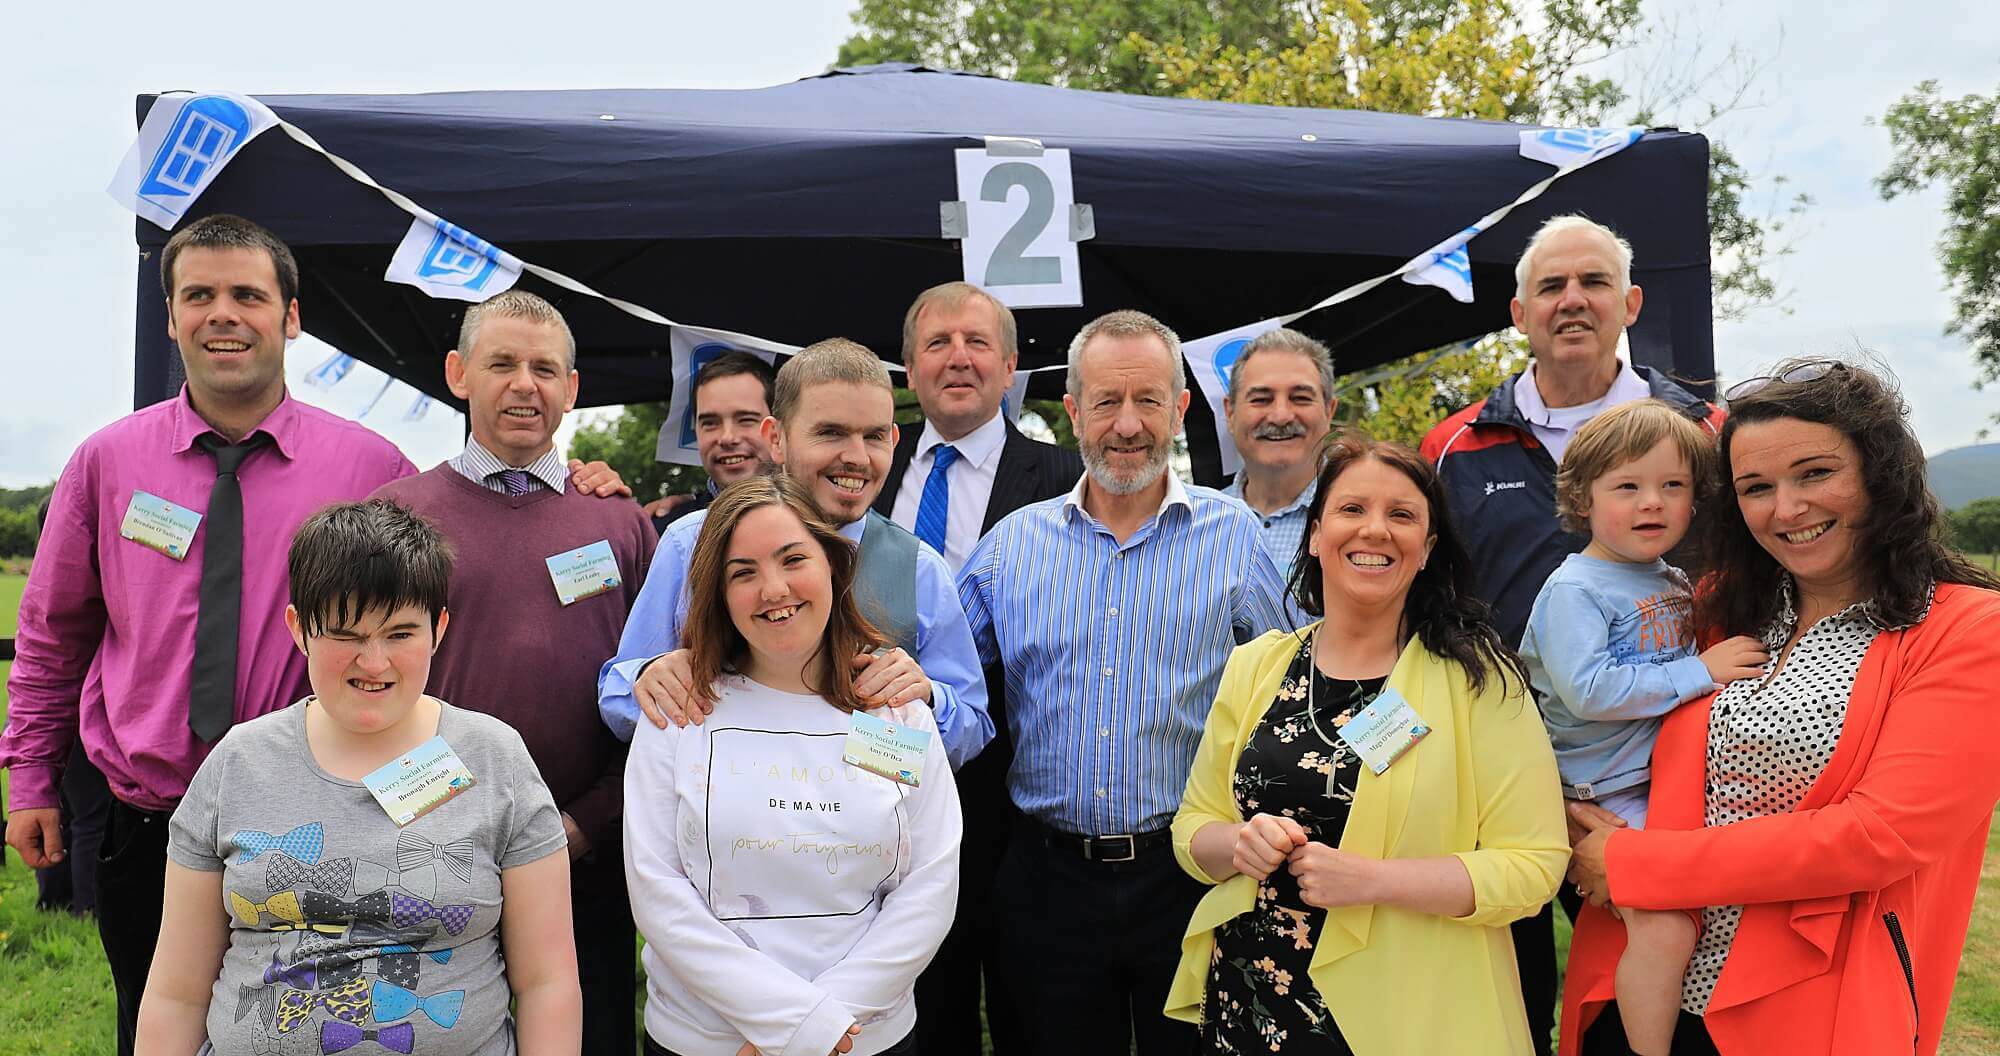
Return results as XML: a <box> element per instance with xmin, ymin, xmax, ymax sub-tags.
<box><xmin>362</xmin><ymin>735</ymin><xmax>478</xmax><ymax>827</ymax></box>
<box><xmin>119</xmin><ymin>490</ymin><xmax>202</xmax><ymax>560</ymax></box>
<box><xmin>842</xmin><ymin>710</ymin><xmax>929</xmax><ymax>787</ymax></box>
<box><xmin>1334</xmin><ymin>687</ymin><xmax>1429</xmax><ymax>775</ymax></box>
<box><xmin>545</xmin><ymin>540</ymin><xmax>621</xmax><ymax>606</ymax></box>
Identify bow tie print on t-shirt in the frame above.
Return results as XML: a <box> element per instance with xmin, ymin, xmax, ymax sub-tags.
<box><xmin>275</xmin><ymin>974</ymin><xmax>371</xmax><ymax>1034</ymax></box>
<box><xmin>262</xmin><ymin>951</ymin><xmax>316</xmax><ymax>989</ymax></box>
<box><xmin>354</xmin><ymin>832</ymin><xmax>476</xmax><ymax>901</ymax></box>
<box><xmin>231</xmin><ymin>823</ymin><xmax>325</xmax><ymax>864</ymax></box>
<box><xmin>388</xmin><ymin>892</ymin><xmax>475</xmax><ymax>936</ymax></box>
<box><xmin>266</xmin><ymin>852</ymin><xmax>355</xmax><ymax>893</ymax></box>
<box><xmin>237</xmin><ymin>982</ymin><xmax>277</xmax><ymax>1024</ymax></box>
<box><xmin>318</xmin><ymin>943</ymin><xmax>448</xmax><ymax>992</ymax></box>
<box><xmin>249</xmin><ymin>1017</ymin><xmax>318</xmax><ymax>1055</ymax></box>
<box><xmin>301</xmin><ymin>889</ymin><xmax>393</xmax><ymax>926</ymax></box>
<box><xmin>321</xmin><ymin>1020</ymin><xmax>416</xmax><ymax>1053</ymax></box>
<box><xmin>229</xmin><ymin>890</ymin><xmax>344</xmax><ymax>933</ymax></box>
<box><xmin>371</xmin><ymin>980</ymin><xmax>465</xmax><ymax>1029</ymax></box>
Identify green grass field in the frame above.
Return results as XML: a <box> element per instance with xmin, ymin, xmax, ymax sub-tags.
<box><xmin>1</xmin><ymin>569</ymin><xmax>1996</xmax><ymax>1051</ymax></box>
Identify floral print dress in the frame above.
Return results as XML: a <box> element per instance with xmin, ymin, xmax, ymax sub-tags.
<box><xmin>1201</xmin><ymin>635</ymin><xmax>1382</xmax><ymax>1054</ymax></box>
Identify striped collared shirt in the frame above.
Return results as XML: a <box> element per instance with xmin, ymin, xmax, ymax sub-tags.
<box><xmin>1222</xmin><ymin>474</ymin><xmax>1315</xmax><ymax>581</ymax></box>
<box><xmin>958</xmin><ymin>472</ymin><xmax>1297</xmax><ymax>835</ymax></box>
<box><xmin>447</xmin><ymin>440</ymin><xmax>569</xmax><ymax>494</ymax></box>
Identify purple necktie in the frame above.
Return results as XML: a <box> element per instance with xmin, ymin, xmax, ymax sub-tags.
<box><xmin>492</xmin><ymin>469</ymin><xmax>533</xmax><ymax>495</ymax></box>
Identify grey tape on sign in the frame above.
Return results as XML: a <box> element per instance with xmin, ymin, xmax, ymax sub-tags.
<box><xmin>983</xmin><ymin>135</ymin><xmax>1045</xmax><ymax>157</ymax></box>
<box><xmin>1070</xmin><ymin>203</ymin><xmax>1096</xmax><ymax>242</ymax></box>
<box><xmin>939</xmin><ymin>201</ymin><xmax>968</xmax><ymax>239</ymax></box>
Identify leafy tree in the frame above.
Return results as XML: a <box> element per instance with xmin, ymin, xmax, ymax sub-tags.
<box><xmin>1877</xmin><ymin>82</ymin><xmax>2000</xmax><ymax>413</ymax></box>
<box><xmin>1335</xmin><ymin>336</ymin><xmax>1530</xmax><ymax>447</ymax></box>
<box><xmin>0</xmin><ymin>483</ymin><xmax>53</xmax><ymax>514</ymax></box>
<box><xmin>835</xmin><ymin>0</ymin><xmax>1298</xmax><ymax>94</ymax></box>
<box><xmin>1951</xmin><ymin>496</ymin><xmax>2000</xmax><ymax>568</ymax></box>
<box><xmin>0</xmin><ymin>506</ymin><xmax>38</xmax><ymax>559</ymax></box>
<box><xmin>565</xmin><ymin>403</ymin><xmax>709</xmax><ymax>503</ymax></box>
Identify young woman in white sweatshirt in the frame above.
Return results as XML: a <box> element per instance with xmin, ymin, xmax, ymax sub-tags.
<box><xmin>624</xmin><ymin>475</ymin><xmax>961</xmax><ymax>1056</ymax></box>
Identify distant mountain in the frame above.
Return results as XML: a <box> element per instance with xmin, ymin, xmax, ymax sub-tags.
<box><xmin>1928</xmin><ymin>444</ymin><xmax>2000</xmax><ymax>509</ymax></box>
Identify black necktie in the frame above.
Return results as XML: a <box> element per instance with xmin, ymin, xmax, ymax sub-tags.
<box><xmin>189</xmin><ymin>432</ymin><xmax>270</xmax><ymax>742</ymax></box>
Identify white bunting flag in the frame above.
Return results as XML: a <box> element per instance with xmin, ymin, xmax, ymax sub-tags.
<box><xmin>305</xmin><ymin>351</ymin><xmax>357</xmax><ymax>389</ymax></box>
<box><xmin>1000</xmin><ymin>369</ymin><xmax>1034</xmax><ymax>424</ymax></box>
<box><xmin>1519</xmin><ymin>126</ymin><xmax>1644</xmax><ymax>170</ymax></box>
<box><xmin>1181</xmin><ymin>318</ymin><xmax>1288</xmax><ymax>478</ymax></box>
<box><xmin>108</xmin><ymin>92</ymin><xmax>281</xmax><ymax>231</ymax></box>
<box><xmin>1401</xmin><ymin>225</ymin><xmax>1483</xmax><ymax>304</ymax></box>
<box><xmin>384</xmin><ymin>214</ymin><xmax>523</xmax><ymax>303</ymax></box>
<box><xmin>656</xmin><ymin>326</ymin><xmax>796</xmax><ymax>466</ymax></box>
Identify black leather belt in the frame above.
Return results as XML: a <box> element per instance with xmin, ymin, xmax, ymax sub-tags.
<box><xmin>1034</xmin><ymin>822</ymin><xmax>1172</xmax><ymax>864</ymax></box>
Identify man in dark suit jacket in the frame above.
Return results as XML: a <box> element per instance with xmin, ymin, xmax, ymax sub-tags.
<box><xmin>875</xmin><ymin>281</ymin><xmax>1080</xmax><ymax>1056</ymax></box>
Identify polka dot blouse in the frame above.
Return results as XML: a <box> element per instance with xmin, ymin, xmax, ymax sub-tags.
<box><xmin>1681</xmin><ymin>579</ymin><xmax>1934</xmax><ymax>1014</ymax></box>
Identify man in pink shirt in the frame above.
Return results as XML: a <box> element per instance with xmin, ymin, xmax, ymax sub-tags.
<box><xmin>0</xmin><ymin>214</ymin><xmax>618</xmax><ymax>1054</ymax></box>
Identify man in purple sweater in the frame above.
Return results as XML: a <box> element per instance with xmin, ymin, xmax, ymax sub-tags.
<box><xmin>373</xmin><ymin>290</ymin><xmax>656</xmax><ymax>1055</ymax></box>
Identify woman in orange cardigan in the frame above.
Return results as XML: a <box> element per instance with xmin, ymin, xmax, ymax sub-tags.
<box><xmin>1561</xmin><ymin>359</ymin><xmax>2000</xmax><ymax>1056</ymax></box>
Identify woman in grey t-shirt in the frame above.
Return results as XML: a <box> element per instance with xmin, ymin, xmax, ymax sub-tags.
<box><xmin>135</xmin><ymin>501</ymin><xmax>579</xmax><ymax>1055</ymax></box>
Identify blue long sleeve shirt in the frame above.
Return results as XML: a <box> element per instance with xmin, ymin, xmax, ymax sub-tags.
<box><xmin>957</xmin><ymin>474</ymin><xmax>1298</xmax><ymax>836</ymax></box>
<box><xmin>1519</xmin><ymin>552</ymin><xmax>1715</xmax><ymax>804</ymax></box>
<box><xmin>597</xmin><ymin>510</ymin><xmax>994</xmax><ymax>769</ymax></box>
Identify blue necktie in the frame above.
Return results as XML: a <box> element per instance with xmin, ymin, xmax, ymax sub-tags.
<box><xmin>912</xmin><ymin>444</ymin><xmax>960</xmax><ymax>555</ymax></box>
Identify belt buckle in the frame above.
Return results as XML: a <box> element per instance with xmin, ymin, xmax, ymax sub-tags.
<box><xmin>1087</xmin><ymin>834</ymin><xmax>1136</xmax><ymax>863</ymax></box>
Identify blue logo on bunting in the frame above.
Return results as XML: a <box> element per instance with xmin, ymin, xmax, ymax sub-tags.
<box><xmin>138</xmin><ymin>96</ymin><xmax>253</xmax><ymax>205</ymax></box>
<box><xmin>1521</xmin><ymin>127</ymin><xmax>1643</xmax><ymax>165</ymax></box>
<box><xmin>1212</xmin><ymin>337</ymin><xmax>1252</xmax><ymax>389</ymax></box>
<box><xmin>415</xmin><ymin>221</ymin><xmax>504</xmax><ymax>292</ymax></box>
<box><xmin>678</xmin><ymin>342</ymin><xmax>735</xmax><ymax>447</ymax></box>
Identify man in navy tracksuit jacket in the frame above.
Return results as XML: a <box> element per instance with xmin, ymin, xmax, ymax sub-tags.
<box><xmin>1420</xmin><ymin>215</ymin><xmax>1723</xmax><ymax>1055</ymax></box>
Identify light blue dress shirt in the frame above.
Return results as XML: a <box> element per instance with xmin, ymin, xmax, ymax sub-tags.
<box><xmin>957</xmin><ymin>473</ymin><xmax>1298</xmax><ymax>836</ymax></box>
<box><xmin>1221</xmin><ymin>473</ymin><xmax>1315</xmax><ymax>582</ymax></box>
<box><xmin>597</xmin><ymin>510</ymin><xmax>994</xmax><ymax>769</ymax></box>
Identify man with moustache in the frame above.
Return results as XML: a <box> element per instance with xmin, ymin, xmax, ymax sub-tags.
<box><xmin>873</xmin><ymin>281</ymin><xmax>1080</xmax><ymax>1055</ymax></box>
<box><xmin>1419</xmin><ymin>214</ymin><xmax>1722</xmax><ymax>1056</ymax></box>
<box><xmin>647</xmin><ymin>351</ymin><xmax>778</xmax><ymax>532</ymax></box>
<box><xmin>958</xmin><ymin>310</ymin><xmax>1294</xmax><ymax>1055</ymax></box>
<box><xmin>599</xmin><ymin>339</ymin><xmax>993</xmax><ymax>771</ymax></box>
<box><xmin>373</xmin><ymin>290</ymin><xmax>655</xmax><ymax>1054</ymax></box>
<box><xmin>1220</xmin><ymin>328</ymin><xmax>1337</xmax><ymax>578</ymax></box>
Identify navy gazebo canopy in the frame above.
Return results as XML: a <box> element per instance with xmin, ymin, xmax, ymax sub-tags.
<box><xmin>129</xmin><ymin>64</ymin><xmax>1712</xmax><ymax>480</ymax></box>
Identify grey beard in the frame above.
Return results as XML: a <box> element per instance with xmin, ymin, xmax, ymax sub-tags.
<box><xmin>1081</xmin><ymin>440</ymin><xmax>1171</xmax><ymax>496</ymax></box>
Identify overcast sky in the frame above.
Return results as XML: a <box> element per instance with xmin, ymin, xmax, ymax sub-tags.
<box><xmin>2</xmin><ymin>1</ymin><xmax>1994</xmax><ymax>488</ymax></box>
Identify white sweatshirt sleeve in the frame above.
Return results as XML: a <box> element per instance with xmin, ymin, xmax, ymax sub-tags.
<box><xmin>809</xmin><ymin>718</ymin><xmax>963</xmax><ymax>1022</ymax></box>
<box><xmin>623</xmin><ymin>719</ymin><xmax>857</xmax><ymax>1056</ymax></box>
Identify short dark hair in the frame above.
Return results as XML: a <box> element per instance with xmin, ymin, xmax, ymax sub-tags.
<box><xmin>1291</xmin><ymin>431</ymin><xmax>1528</xmax><ymax>698</ymax></box>
<box><xmin>160</xmin><ymin>214</ymin><xmax>300</xmax><ymax>309</ymax></box>
<box><xmin>288</xmin><ymin>500</ymin><xmax>453</xmax><ymax>638</ymax></box>
<box><xmin>693</xmin><ymin>351</ymin><xmax>777</xmax><ymax>415</ymax></box>
<box><xmin>1696</xmin><ymin>358</ymin><xmax>2000</xmax><ymax>639</ymax></box>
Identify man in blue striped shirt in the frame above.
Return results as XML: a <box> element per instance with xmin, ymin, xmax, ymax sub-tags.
<box><xmin>958</xmin><ymin>310</ymin><xmax>1295</xmax><ymax>1055</ymax></box>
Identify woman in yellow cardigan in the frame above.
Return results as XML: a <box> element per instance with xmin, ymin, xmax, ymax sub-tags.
<box><xmin>1168</xmin><ymin>434</ymin><xmax>1570</xmax><ymax>1055</ymax></box>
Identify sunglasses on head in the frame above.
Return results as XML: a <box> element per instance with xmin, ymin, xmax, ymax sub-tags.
<box><xmin>1722</xmin><ymin>361</ymin><xmax>1847</xmax><ymax>403</ymax></box>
